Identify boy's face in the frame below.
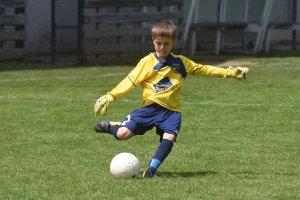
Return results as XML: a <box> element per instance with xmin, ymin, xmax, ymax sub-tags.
<box><xmin>152</xmin><ymin>36</ymin><xmax>176</xmax><ymax>61</ymax></box>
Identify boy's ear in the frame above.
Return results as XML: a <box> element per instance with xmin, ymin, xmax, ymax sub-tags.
<box><xmin>173</xmin><ymin>38</ymin><xmax>177</xmax><ymax>45</ymax></box>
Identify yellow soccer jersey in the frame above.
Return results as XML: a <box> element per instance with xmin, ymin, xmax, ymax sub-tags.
<box><xmin>108</xmin><ymin>52</ymin><xmax>232</xmax><ymax>112</ymax></box>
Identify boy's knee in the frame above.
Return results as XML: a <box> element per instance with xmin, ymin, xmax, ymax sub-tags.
<box><xmin>116</xmin><ymin>127</ymin><xmax>134</xmax><ymax>140</ymax></box>
<box><xmin>163</xmin><ymin>133</ymin><xmax>176</xmax><ymax>142</ymax></box>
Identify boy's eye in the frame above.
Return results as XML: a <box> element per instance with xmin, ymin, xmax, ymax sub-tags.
<box><xmin>156</xmin><ymin>42</ymin><xmax>169</xmax><ymax>46</ymax></box>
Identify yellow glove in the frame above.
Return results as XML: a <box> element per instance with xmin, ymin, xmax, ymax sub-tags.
<box><xmin>94</xmin><ymin>94</ymin><xmax>114</xmax><ymax>116</ymax></box>
<box><xmin>229</xmin><ymin>66</ymin><xmax>249</xmax><ymax>81</ymax></box>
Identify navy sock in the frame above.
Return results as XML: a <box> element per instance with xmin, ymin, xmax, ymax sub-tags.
<box><xmin>110</xmin><ymin>126</ymin><xmax>120</xmax><ymax>140</ymax></box>
<box><xmin>149</xmin><ymin>139</ymin><xmax>173</xmax><ymax>169</ymax></box>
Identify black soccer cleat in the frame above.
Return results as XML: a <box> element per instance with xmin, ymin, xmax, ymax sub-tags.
<box><xmin>142</xmin><ymin>168</ymin><xmax>161</xmax><ymax>178</ymax></box>
<box><xmin>94</xmin><ymin>121</ymin><xmax>111</xmax><ymax>133</ymax></box>
<box><xmin>94</xmin><ymin>121</ymin><xmax>121</xmax><ymax>133</ymax></box>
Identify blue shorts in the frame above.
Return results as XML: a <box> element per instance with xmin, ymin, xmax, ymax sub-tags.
<box><xmin>120</xmin><ymin>103</ymin><xmax>181</xmax><ymax>139</ymax></box>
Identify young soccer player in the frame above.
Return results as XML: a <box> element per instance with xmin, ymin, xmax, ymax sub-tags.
<box><xmin>94</xmin><ymin>20</ymin><xmax>249</xmax><ymax>178</ymax></box>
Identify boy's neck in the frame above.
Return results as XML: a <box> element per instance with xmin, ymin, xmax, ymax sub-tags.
<box><xmin>155</xmin><ymin>52</ymin><xmax>170</xmax><ymax>63</ymax></box>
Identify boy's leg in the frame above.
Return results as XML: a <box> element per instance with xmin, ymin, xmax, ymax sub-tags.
<box><xmin>94</xmin><ymin>121</ymin><xmax>137</xmax><ymax>140</ymax></box>
<box><xmin>143</xmin><ymin>133</ymin><xmax>175</xmax><ymax>178</ymax></box>
<box><xmin>143</xmin><ymin>109</ymin><xmax>181</xmax><ymax>178</ymax></box>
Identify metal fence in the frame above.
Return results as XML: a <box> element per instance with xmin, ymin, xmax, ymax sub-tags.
<box><xmin>186</xmin><ymin>0</ymin><xmax>270</xmax><ymax>54</ymax></box>
<box><xmin>267</xmin><ymin>0</ymin><xmax>300</xmax><ymax>51</ymax></box>
<box><xmin>187</xmin><ymin>0</ymin><xmax>300</xmax><ymax>54</ymax></box>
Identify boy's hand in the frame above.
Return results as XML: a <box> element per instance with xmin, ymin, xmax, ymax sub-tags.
<box><xmin>229</xmin><ymin>66</ymin><xmax>249</xmax><ymax>81</ymax></box>
<box><xmin>94</xmin><ymin>94</ymin><xmax>114</xmax><ymax>116</ymax></box>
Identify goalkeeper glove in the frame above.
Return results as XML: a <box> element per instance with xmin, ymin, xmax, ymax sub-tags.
<box><xmin>94</xmin><ymin>94</ymin><xmax>114</xmax><ymax>116</ymax></box>
<box><xmin>229</xmin><ymin>66</ymin><xmax>249</xmax><ymax>81</ymax></box>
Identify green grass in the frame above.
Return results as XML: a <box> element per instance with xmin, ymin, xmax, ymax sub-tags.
<box><xmin>1</xmin><ymin>53</ymin><xmax>300</xmax><ymax>199</ymax></box>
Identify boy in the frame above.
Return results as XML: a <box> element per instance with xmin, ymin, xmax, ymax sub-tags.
<box><xmin>94</xmin><ymin>20</ymin><xmax>249</xmax><ymax>178</ymax></box>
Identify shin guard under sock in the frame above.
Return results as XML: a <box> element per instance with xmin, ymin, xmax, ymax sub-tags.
<box><xmin>149</xmin><ymin>139</ymin><xmax>173</xmax><ymax>169</ymax></box>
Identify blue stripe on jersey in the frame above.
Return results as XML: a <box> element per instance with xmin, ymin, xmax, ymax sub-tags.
<box><xmin>153</xmin><ymin>53</ymin><xmax>165</xmax><ymax>70</ymax></box>
<box><xmin>153</xmin><ymin>52</ymin><xmax>187</xmax><ymax>78</ymax></box>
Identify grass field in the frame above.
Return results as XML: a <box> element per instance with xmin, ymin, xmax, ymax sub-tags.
<box><xmin>1</xmin><ymin>53</ymin><xmax>299</xmax><ymax>199</ymax></box>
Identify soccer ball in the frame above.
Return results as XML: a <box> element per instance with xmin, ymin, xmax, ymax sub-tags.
<box><xmin>110</xmin><ymin>152</ymin><xmax>141</xmax><ymax>178</ymax></box>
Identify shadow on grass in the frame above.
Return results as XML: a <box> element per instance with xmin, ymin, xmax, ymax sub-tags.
<box><xmin>162</xmin><ymin>171</ymin><xmax>218</xmax><ymax>178</ymax></box>
<box><xmin>160</xmin><ymin>170</ymin><xmax>297</xmax><ymax>179</ymax></box>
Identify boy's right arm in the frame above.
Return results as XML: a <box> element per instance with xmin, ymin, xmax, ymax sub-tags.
<box><xmin>94</xmin><ymin>94</ymin><xmax>115</xmax><ymax>116</ymax></box>
<box><xmin>94</xmin><ymin>57</ymin><xmax>151</xmax><ymax>116</ymax></box>
<box><xmin>94</xmin><ymin>76</ymin><xmax>136</xmax><ymax>116</ymax></box>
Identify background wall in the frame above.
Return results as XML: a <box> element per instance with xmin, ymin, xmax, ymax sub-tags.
<box><xmin>23</xmin><ymin>0</ymin><xmax>299</xmax><ymax>55</ymax></box>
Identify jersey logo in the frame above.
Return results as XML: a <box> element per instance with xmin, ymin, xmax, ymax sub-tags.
<box><xmin>172</xmin><ymin>64</ymin><xmax>180</xmax><ymax>73</ymax></box>
<box><xmin>154</xmin><ymin>77</ymin><xmax>173</xmax><ymax>93</ymax></box>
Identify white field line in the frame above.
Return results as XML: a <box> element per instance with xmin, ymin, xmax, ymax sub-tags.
<box><xmin>0</xmin><ymin>96</ymin><xmax>296</xmax><ymax>107</ymax></box>
<box><xmin>0</xmin><ymin>73</ymin><xmax>127</xmax><ymax>82</ymax></box>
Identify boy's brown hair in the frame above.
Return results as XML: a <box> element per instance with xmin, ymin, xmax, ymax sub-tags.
<box><xmin>151</xmin><ymin>20</ymin><xmax>177</xmax><ymax>40</ymax></box>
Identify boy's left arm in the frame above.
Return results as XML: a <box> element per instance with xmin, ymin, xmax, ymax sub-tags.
<box><xmin>192</xmin><ymin>64</ymin><xmax>249</xmax><ymax>81</ymax></box>
<box><xmin>227</xmin><ymin>66</ymin><xmax>249</xmax><ymax>81</ymax></box>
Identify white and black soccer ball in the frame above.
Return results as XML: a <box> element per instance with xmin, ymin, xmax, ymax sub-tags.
<box><xmin>110</xmin><ymin>152</ymin><xmax>140</xmax><ymax>178</ymax></box>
